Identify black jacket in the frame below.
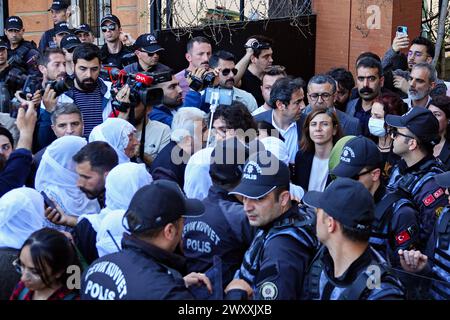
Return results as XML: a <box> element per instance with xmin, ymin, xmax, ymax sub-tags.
<box><xmin>81</xmin><ymin>234</ymin><xmax>195</xmax><ymax>300</ymax></box>
<box><xmin>437</xmin><ymin>139</ymin><xmax>450</xmax><ymax>171</ymax></box>
<box><xmin>293</xmin><ymin>149</ymin><xmax>332</xmax><ymax>191</ymax></box>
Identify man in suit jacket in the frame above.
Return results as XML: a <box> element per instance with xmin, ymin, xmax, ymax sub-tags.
<box><xmin>254</xmin><ymin>77</ymin><xmax>307</xmax><ymax>164</ymax></box>
<box><xmin>305</xmin><ymin>74</ymin><xmax>361</xmax><ymax>136</ymax></box>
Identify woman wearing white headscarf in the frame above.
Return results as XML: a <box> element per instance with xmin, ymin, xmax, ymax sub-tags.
<box><xmin>35</xmin><ymin>136</ymin><xmax>100</xmax><ymax>230</ymax></box>
<box><xmin>89</xmin><ymin>118</ymin><xmax>139</xmax><ymax>164</ymax></box>
<box><xmin>0</xmin><ymin>188</ymin><xmax>45</xmax><ymax>300</ymax></box>
<box><xmin>73</xmin><ymin>162</ymin><xmax>152</xmax><ymax>263</ymax></box>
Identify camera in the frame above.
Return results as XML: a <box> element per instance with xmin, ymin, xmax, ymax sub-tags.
<box><xmin>4</xmin><ymin>68</ymin><xmax>28</xmax><ymax>94</ymax></box>
<box><xmin>205</xmin><ymin>87</ymin><xmax>233</xmax><ymax>106</ymax></box>
<box><xmin>0</xmin><ymin>82</ymin><xmax>28</xmax><ymax>118</ymax></box>
<box><xmin>187</xmin><ymin>71</ymin><xmax>216</xmax><ymax>92</ymax></box>
<box><xmin>244</xmin><ymin>40</ymin><xmax>271</xmax><ymax>51</ymax></box>
<box><xmin>45</xmin><ymin>77</ymin><xmax>74</xmax><ymax>97</ymax></box>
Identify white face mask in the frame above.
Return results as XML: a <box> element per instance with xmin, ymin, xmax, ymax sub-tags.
<box><xmin>368</xmin><ymin>118</ymin><xmax>386</xmax><ymax>137</ymax></box>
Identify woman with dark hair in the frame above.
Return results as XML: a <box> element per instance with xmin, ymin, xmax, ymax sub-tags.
<box><xmin>428</xmin><ymin>95</ymin><xmax>450</xmax><ymax>169</ymax></box>
<box><xmin>10</xmin><ymin>228</ymin><xmax>81</xmax><ymax>300</ymax></box>
<box><xmin>294</xmin><ymin>108</ymin><xmax>343</xmax><ymax>191</ymax></box>
<box><xmin>368</xmin><ymin>92</ymin><xmax>406</xmax><ymax>176</ymax></box>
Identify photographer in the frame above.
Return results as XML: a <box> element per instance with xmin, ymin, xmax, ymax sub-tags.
<box><xmin>115</xmin><ymin>84</ymin><xmax>171</xmax><ymax>166</ymax></box>
<box><xmin>0</xmin><ymin>98</ymin><xmax>37</xmax><ymax>197</ymax></box>
<box><xmin>184</xmin><ymin>50</ymin><xmax>258</xmax><ymax>113</ymax></box>
<box><xmin>58</xmin><ymin>43</ymin><xmax>113</xmax><ymax>137</ymax></box>
<box><xmin>123</xmin><ymin>33</ymin><xmax>170</xmax><ymax>74</ymax></box>
<box><xmin>4</xmin><ymin>16</ymin><xmax>40</xmax><ymax>76</ymax></box>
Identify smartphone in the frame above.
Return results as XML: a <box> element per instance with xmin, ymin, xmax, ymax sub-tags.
<box><xmin>396</xmin><ymin>26</ymin><xmax>408</xmax><ymax>37</ymax></box>
<box><xmin>40</xmin><ymin>191</ymin><xmax>56</xmax><ymax>210</ymax></box>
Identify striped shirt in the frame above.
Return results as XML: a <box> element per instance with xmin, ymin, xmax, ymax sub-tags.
<box><xmin>71</xmin><ymin>84</ymin><xmax>104</xmax><ymax>137</ymax></box>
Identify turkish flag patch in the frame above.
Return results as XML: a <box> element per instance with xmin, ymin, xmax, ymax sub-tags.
<box><xmin>434</xmin><ymin>188</ymin><xmax>444</xmax><ymax>199</ymax></box>
<box><xmin>423</xmin><ymin>194</ymin><xmax>436</xmax><ymax>207</ymax></box>
<box><xmin>395</xmin><ymin>230</ymin><xmax>411</xmax><ymax>245</ymax></box>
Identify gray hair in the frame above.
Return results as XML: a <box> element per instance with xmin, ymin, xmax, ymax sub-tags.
<box><xmin>170</xmin><ymin>107</ymin><xmax>206</xmax><ymax>143</ymax></box>
<box><xmin>307</xmin><ymin>74</ymin><xmax>337</xmax><ymax>93</ymax></box>
<box><xmin>51</xmin><ymin>103</ymin><xmax>83</xmax><ymax>125</ymax></box>
<box><xmin>411</xmin><ymin>62</ymin><xmax>437</xmax><ymax>83</ymax></box>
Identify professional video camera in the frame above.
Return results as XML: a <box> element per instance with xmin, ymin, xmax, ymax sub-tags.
<box><xmin>110</xmin><ymin>69</ymin><xmax>171</xmax><ymax>111</ymax></box>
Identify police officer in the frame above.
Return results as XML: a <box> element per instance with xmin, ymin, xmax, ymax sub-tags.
<box><xmin>183</xmin><ymin>137</ymin><xmax>256</xmax><ymax>287</ymax></box>
<box><xmin>386</xmin><ymin>107</ymin><xmax>447</xmax><ymax>248</ymax></box>
<box><xmin>74</xmin><ymin>24</ymin><xmax>95</xmax><ymax>44</ymax></box>
<box><xmin>60</xmin><ymin>34</ymin><xmax>81</xmax><ymax>76</ymax></box>
<box><xmin>123</xmin><ymin>33</ymin><xmax>170</xmax><ymax>74</ymax></box>
<box><xmin>4</xmin><ymin>16</ymin><xmax>40</xmax><ymax>76</ymax></box>
<box><xmin>39</xmin><ymin>0</ymin><xmax>71</xmax><ymax>52</ymax></box>
<box><xmin>0</xmin><ymin>38</ymin><xmax>29</xmax><ymax>97</ymax></box>
<box><xmin>225</xmin><ymin>150</ymin><xmax>317</xmax><ymax>300</ymax></box>
<box><xmin>398</xmin><ymin>171</ymin><xmax>450</xmax><ymax>300</ymax></box>
<box><xmin>52</xmin><ymin>22</ymin><xmax>72</xmax><ymax>49</ymax></box>
<box><xmin>81</xmin><ymin>180</ymin><xmax>212</xmax><ymax>300</ymax></box>
<box><xmin>331</xmin><ymin>136</ymin><xmax>420</xmax><ymax>266</ymax></box>
<box><xmin>302</xmin><ymin>178</ymin><xmax>405</xmax><ymax>300</ymax></box>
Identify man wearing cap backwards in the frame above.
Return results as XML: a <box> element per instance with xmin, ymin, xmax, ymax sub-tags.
<box><xmin>81</xmin><ymin>180</ymin><xmax>213</xmax><ymax>300</ymax></box>
<box><xmin>4</xmin><ymin>16</ymin><xmax>40</xmax><ymax>76</ymax></box>
<box><xmin>398</xmin><ymin>171</ymin><xmax>450</xmax><ymax>300</ymax></box>
<box><xmin>123</xmin><ymin>33</ymin><xmax>170</xmax><ymax>74</ymax></box>
<box><xmin>60</xmin><ymin>34</ymin><xmax>81</xmax><ymax>76</ymax></box>
<box><xmin>99</xmin><ymin>14</ymin><xmax>135</xmax><ymax>69</ymax></box>
<box><xmin>39</xmin><ymin>0</ymin><xmax>72</xmax><ymax>52</ymax></box>
<box><xmin>301</xmin><ymin>178</ymin><xmax>405</xmax><ymax>300</ymax></box>
<box><xmin>74</xmin><ymin>24</ymin><xmax>95</xmax><ymax>44</ymax></box>
<box><xmin>386</xmin><ymin>107</ymin><xmax>447</xmax><ymax>248</ymax></box>
<box><xmin>332</xmin><ymin>136</ymin><xmax>420</xmax><ymax>266</ymax></box>
<box><xmin>224</xmin><ymin>151</ymin><xmax>317</xmax><ymax>300</ymax></box>
<box><xmin>183</xmin><ymin>137</ymin><xmax>256</xmax><ymax>287</ymax></box>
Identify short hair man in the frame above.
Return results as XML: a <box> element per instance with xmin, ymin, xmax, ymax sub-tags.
<box><xmin>80</xmin><ymin>180</ymin><xmax>211</xmax><ymax>300</ymax></box>
<box><xmin>39</xmin><ymin>0</ymin><xmax>71</xmax><ymax>52</ymax></box>
<box><xmin>124</xmin><ymin>33</ymin><xmax>170</xmax><ymax>74</ymax></box>
<box><xmin>254</xmin><ymin>77</ymin><xmax>306</xmax><ymax>164</ymax></box>
<box><xmin>99</xmin><ymin>14</ymin><xmax>135</xmax><ymax>69</ymax></box>
<box><xmin>150</xmin><ymin>107</ymin><xmax>205</xmax><ymax>188</ymax></box>
<box><xmin>224</xmin><ymin>151</ymin><xmax>317</xmax><ymax>300</ymax></box>
<box><xmin>331</xmin><ymin>136</ymin><xmax>420</xmax><ymax>265</ymax></box>
<box><xmin>58</xmin><ymin>43</ymin><xmax>114</xmax><ymax>137</ymax></box>
<box><xmin>183</xmin><ymin>50</ymin><xmax>258</xmax><ymax>113</ymax></box>
<box><xmin>305</xmin><ymin>74</ymin><xmax>361</xmax><ymax>136</ymax></box>
<box><xmin>148</xmin><ymin>74</ymin><xmax>184</xmax><ymax>127</ymax></box>
<box><xmin>175</xmin><ymin>36</ymin><xmax>212</xmax><ymax>98</ymax></box>
<box><xmin>404</xmin><ymin>63</ymin><xmax>436</xmax><ymax>109</ymax></box>
<box><xmin>4</xmin><ymin>16</ymin><xmax>40</xmax><ymax>75</ymax></box>
<box><xmin>74</xmin><ymin>24</ymin><xmax>95</xmax><ymax>44</ymax></box>
<box><xmin>252</xmin><ymin>65</ymin><xmax>287</xmax><ymax>116</ymax></box>
<box><xmin>382</xmin><ymin>35</ymin><xmax>447</xmax><ymax>96</ymax></box>
<box><xmin>302</xmin><ymin>178</ymin><xmax>405</xmax><ymax>300</ymax></box>
<box><xmin>235</xmin><ymin>35</ymin><xmax>274</xmax><ymax>106</ymax></box>
<box><xmin>386</xmin><ymin>107</ymin><xmax>447</xmax><ymax>247</ymax></box>
<box><xmin>346</xmin><ymin>57</ymin><xmax>384</xmax><ymax>137</ymax></box>
<box><xmin>327</xmin><ymin>67</ymin><xmax>355</xmax><ymax>112</ymax></box>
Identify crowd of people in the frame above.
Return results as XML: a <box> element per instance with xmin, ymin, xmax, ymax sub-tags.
<box><xmin>1</xmin><ymin>0</ymin><xmax>450</xmax><ymax>300</ymax></box>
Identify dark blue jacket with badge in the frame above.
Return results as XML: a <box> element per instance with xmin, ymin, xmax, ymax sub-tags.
<box><xmin>183</xmin><ymin>185</ymin><xmax>256</xmax><ymax>286</ymax></box>
<box><xmin>227</xmin><ymin>205</ymin><xmax>317</xmax><ymax>300</ymax></box>
<box><xmin>80</xmin><ymin>233</ymin><xmax>195</xmax><ymax>300</ymax></box>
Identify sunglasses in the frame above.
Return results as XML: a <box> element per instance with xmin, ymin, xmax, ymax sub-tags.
<box><xmin>66</xmin><ymin>47</ymin><xmax>76</xmax><ymax>53</ymax></box>
<box><xmin>139</xmin><ymin>50</ymin><xmax>158</xmax><ymax>57</ymax></box>
<box><xmin>221</xmin><ymin>68</ymin><xmax>238</xmax><ymax>76</ymax></box>
<box><xmin>101</xmin><ymin>24</ymin><xmax>117</xmax><ymax>32</ymax></box>
<box><xmin>389</xmin><ymin>129</ymin><xmax>415</xmax><ymax>140</ymax></box>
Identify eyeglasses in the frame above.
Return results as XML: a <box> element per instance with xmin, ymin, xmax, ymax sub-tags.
<box><xmin>221</xmin><ymin>68</ymin><xmax>238</xmax><ymax>76</ymax></box>
<box><xmin>351</xmin><ymin>169</ymin><xmax>373</xmax><ymax>181</ymax></box>
<box><xmin>101</xmin><ymin>24</ymin><xmax>117</xmax><ymax>32</ymax></box>
<box><xmin>12</xmin><ymin>259</ymin><xmax>42</xmax><ymax>281</ymax></box>
<box><xmin>390</xmin><ymin>129</ymin><xmax>415</xmax><ymax>140</ymax></box>
<box><xmin>308</xmin><ymin>92</ymin><xmax>333</xmax><ymax>101</ymax></box>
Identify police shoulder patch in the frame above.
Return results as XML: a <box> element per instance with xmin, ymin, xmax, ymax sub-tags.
<box><xmin>260</xmin><ymin>282</ymin><xmax>278</xmax><ymax>300</ymax></box>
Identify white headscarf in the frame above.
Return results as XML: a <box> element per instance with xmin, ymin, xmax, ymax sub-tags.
<box><xmin>0</xmin><ymin>188</ymin><xmax>45</xmax><ymax>249</ymax></box>
<box><xmin>35</xmin><ymin>136</ymin><xmax>100</xmax><ymax>218</ymax></box>
<box><xmin>95</xmin><ymin>210</ymin><xmax>128</xmax><ymax>257</ymax></box>
<box><xmin>80</xmin><ymin>162</ymin><xmax>152</xmax><ymax>232</ymax></box>
<box><xmin>89</xmin><ymin>118</ymin><xmax>136</xmax><ymax>164</ymax></box>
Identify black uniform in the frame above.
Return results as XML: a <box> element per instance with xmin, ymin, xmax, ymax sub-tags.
<box><xmin>183</xmin><ymin>185</ymin><xmax>256</xmax><ymax>286</ymax></box>
<box><xmin>240</xmin><ymin>69</ymin><xmax>263</xmax><ymax>106</ymax></box>
<box><xmin>39</xmin><ymin>28</ymin><xmax>58</xmax><ymax>52</ymax></box>
<box><xmin>7</xmin><ymin>40</ymin><xmax>40</xmax><ymax>76</ymax></box>
<box><xmin>302</xmin><ymin>246</ymin><xmax>405</xmax><ymax>300</ymax></box>
<box><xmin>81</xmin><ymin>233</ymin><xmax>195</xmax><ymax>300</ymax></box>
<box><xmin>100</xmin><ymin>43</ymin><xmax>136</xmax><ymax>69</ymax></box>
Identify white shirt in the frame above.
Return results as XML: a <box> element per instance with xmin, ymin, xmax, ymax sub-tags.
<box><xmin>184</xmin><ymin>147</ymin><xmax>214</xmax><ymax>200</ymax></box>
<box><xmin>308</xmin><ymin>156</ymin><xmax>329</xmax><ymax>191</ymax></box>
<box><xmin>271</xmin><ymin>112</ymin><xmax>298</xmax><ymax>163</ymax></box>
<box><xmin>403</xmin><ymin>96</ymin><xmax>432</xmax><ymax>109</ymax></box>
<box><xmin>232</xmin><ymin>87</ymin><xmax>258</xmax><ymax>113</ymax></box>
<box><xmin>252</xmin><ymin>105</ymin><xmax>271</xmax><ymax>116</ymax></box>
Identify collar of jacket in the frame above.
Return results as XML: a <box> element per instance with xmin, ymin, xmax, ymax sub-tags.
<box><xmin>208</xmin><ymin>185</ymin><xmax>242</xmax><ymax>203</ymax></box>
<box><xmin>121</xmin><ymin>233</ymin><xmax>186</xmax><ymax>272</ymax></box>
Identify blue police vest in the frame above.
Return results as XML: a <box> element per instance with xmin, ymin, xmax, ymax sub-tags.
<box><xmin>430</xmin><ymin>207</ymin><xmax>450</xmax><ymax>300</ymax></box>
